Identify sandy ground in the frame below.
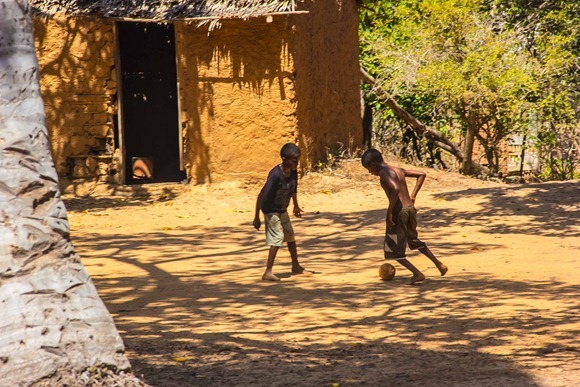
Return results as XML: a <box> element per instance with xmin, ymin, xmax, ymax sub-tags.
<box><xmin>64</xmin><ymin>160</ymin><xmax>580</xmax><ymax>387</ymax></box>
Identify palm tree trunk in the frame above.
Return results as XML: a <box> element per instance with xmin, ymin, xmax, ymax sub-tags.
<box><xmin>0</xmin><ymin>1</ymin><xmax>131</xmax><ymax>384</ymax></box>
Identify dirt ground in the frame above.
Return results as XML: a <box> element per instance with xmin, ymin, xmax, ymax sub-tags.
<box><xmin>63</xmin><ymin>159</ymin><xmax>580</xmax><ymax>387</ymax></box>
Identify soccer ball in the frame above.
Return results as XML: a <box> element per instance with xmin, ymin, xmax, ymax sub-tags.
<box><xmin>379</xmin><ymin>263</ymin><xmax>396</xmax><ymax>280</ymax></box>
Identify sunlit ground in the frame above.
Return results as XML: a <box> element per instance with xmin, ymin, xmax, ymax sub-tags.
<box><xmin>67</xmin><ymin>170</ymin><xmax>580</xmax><ymax>386</ymax></box>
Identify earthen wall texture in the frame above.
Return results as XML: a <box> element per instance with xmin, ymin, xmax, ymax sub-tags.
<box><xmin>291</xmin><ymin>0</ymin><xmax>363</xmax><ymax>165</ymax></box>
<box><xmin>33</xmin><ymin>0</ymin><xmax>362</xmax><ymax>187</ymax></box>
<box><xmin>176</xmin><ymin>0</ymin><xmax>362</xmax><ymax>184</ymax></box>
<box><xmin>33</xmin><ymin>16</ymin><xmax>117</xmax><ymax>181</ymax></box>
<box><xmin>175</xmin><ymin>18</ymin><xmax>298</xmax><ymax>184</ymax></box>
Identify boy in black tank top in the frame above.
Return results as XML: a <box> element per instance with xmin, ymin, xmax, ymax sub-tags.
<box><xmin>253</xmin><ymin>143</ymin><xmax>306</xmax><ymax>281</ymax></box>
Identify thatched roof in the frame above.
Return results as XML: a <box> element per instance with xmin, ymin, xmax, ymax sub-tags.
<box><xmin>29</xmin><ymin>0</ymin><xmax>301</xmax><ymax>20</ymax></box>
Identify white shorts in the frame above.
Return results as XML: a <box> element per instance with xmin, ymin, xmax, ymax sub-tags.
<box><xmin>264</xmin><ymin>212</ymin><xmax>295</xmax><ymax>247</ymax></box>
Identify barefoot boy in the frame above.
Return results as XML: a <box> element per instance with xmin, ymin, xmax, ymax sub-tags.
<box><xmin>361</xmin><ymin>149</ymin><xmax>448</xmax><ymax>284</ymax></box>
<box><xmin>253</xmin><ymin>143</ymin><xmax>305</xmax><ymax>281</ymax></box>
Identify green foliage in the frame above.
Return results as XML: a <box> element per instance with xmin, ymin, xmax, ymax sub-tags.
<box><xmin>486</xmin><ymin>1</ymin><xmax>579</xmax><ymax>180</ymax></box>
<box><xmin>359</xmin><ymin>0</ymin><xmax>579</xmax><ymax>179</ymax></box>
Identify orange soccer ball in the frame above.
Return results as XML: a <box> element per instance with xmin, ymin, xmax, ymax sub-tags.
<box><xmin>379</xmin><ymin>263</ymin><xmax>396</xmax><ymax>281</ymax></box>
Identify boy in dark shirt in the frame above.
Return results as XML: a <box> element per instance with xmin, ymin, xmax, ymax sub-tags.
<box><xmin>361</xmin><ymin>149</ymin><xmax>448</xmax><ymax>284</ymax></box>
<box><xmin>253</xmin><ymin>143</ymin><xmax>305</xmax><ymax>281</ymax></box>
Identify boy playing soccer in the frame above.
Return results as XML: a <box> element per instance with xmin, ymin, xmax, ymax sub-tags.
<box><xmin>253</xmin><ymin>143</ymin><xmax>305</xmax><ymax>281</ymax></box>
<box><xmin>361</xmin><ymin>149</ymin><xmax>448</xmax><ymax>284</ymax></box>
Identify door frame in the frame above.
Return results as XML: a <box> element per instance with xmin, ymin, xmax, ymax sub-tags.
<box><xmin>114</xmin><ymin>21</ymin><xmax>184</xmax><ymax>184</ymax></box>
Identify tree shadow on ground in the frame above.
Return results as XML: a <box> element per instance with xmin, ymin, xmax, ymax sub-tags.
<box><xmin>433</xmin><ymin>181</ymin><xmax>580</xmax><ymax>237</ymax></box>
<box><xmin>72</xmin><ymin>203</ymin><xmax>579</xmax><ymax>386</ymax></box>
<box><xmin>63</xmin><ymin>184</ymin><xmax>185</xmax><ymax>211</ymax></box>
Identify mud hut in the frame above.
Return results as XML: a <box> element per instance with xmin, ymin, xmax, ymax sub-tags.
<box><xmin>29</xmin><ymin>0</ymin><xmax>362</xmax><ymax>188</ymax></box>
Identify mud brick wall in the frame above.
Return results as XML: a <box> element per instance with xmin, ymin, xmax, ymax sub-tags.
<box><xmin>175</xmin><ymin>18</ymin><xmax>298</xmax><ymax>184</ymax></box>
<box><xmin>176</xmin><ymin>1</ymin><xmax>362</xmax><ymax>184</ymax></box>
<box><xmin>32</xmin><ymin>1</ymin><xmax>362</xmax><ymax>187</ymax></box>
<box><xmin>33</xmin><ymin>16</ymin><xmax>118</xmax><ymax>180</ymax></box>
<box><xmin>291</xmin><ymin>0</ymin><xmax>363</xmax><ymax>165</ymax></box>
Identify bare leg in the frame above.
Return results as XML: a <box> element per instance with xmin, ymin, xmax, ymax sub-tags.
<box><xmin>288</xmin><ymin>241</ymin><xmax>305</xmax><ymax>274</ymax></box>
<box><xmin>262</xmin><ymin>246</ymin><xmax>280</xmax><ymax>281</ymax></box>
<box><xmin>418</xmin><ymin>246</ymin><xmax>448</xmax><ymax>276</ymax></box>
<box><xmin>397</xmin><ymin>258</ymin><xmax>425</xmax><ymax>285</ymax></box>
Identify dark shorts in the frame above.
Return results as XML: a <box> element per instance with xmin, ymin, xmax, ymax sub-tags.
<box><xmin>384</xmin><ymin>205</ymin><xmax>426</xmax><ymax>260</ymax></box>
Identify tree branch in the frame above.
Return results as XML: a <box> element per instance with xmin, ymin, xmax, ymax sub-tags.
<box><xmin>361</xmin><ymin>67</ymin><xmax>476</xmax><ymax>168</ymax></box>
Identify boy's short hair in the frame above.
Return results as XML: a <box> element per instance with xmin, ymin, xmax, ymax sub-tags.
<box><xmin>280</xmin><ymin>143</ymin><xmax>301</xmax><ymax>159</ymax></box>
<box><xmin>361</xmin><ymin>149</ymin><xmax>384</xmax><ymax>167</ymax></box>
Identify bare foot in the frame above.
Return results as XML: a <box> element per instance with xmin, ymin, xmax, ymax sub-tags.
<box><xmin>292</xmin><ymin>265</ymin><xmax>306</xmax><ymax>274</ymax></box>
<box><xmin>410</xmin><ymin>273</ymin><xmax>425</xmax><ymax>285</ymax></box>
<box><xmin>438</xmin><ymin>264</ymin><xmax>448</xmax><ymax>276</ymax></box>
<box><xmin>262</xmin><ymin>272</ymin><xmax>280</xmax><ymax>281</ymax></box>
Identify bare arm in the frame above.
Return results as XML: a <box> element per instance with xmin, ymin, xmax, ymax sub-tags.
<box><xmin>404</xmin><ymin>169</ymin><xmax>426</xmax><ymax>203</ymax></box>
<box><xmin>292</xmin><ymin>193</ymin><xmax>303</xmax><ymax>217</ymax></box>
<box><xmin>255</xmin><ymin>171</ymin><xmax>278</xmax><ymax>229</ymax></box>
<box><xmin>253</xmin><ymin>191</ymin><xmax>263</xmax><ymax>230</ymax></box>
<box><xmin>380</xmin><ymin>170</ymin><xmax>400</xmax><ymax>228</ymax></box>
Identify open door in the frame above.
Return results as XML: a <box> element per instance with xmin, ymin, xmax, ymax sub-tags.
<box><xmin>117</xmin><ymin>22</ymin><xmax>185</xmax><ymax>184</ymax></box>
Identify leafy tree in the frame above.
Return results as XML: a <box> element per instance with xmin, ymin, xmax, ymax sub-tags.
<box><xmin>484</xmin><ymin>0</ymin><xmax>579</xmax><ymax>179</ymax></box>
<box><xmin>360</xmin><ymin>0</ymin><xmax>578</xmax><ymax>179</ymax></box>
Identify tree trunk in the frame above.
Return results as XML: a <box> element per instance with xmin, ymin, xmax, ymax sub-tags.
<box><xmin>0</xmin><ymin>1</ymin><xmax>131</xmax><ymax>384</ymax></box>
<box><xmin>519</xmin><ymin>134</ymin><xmax>527</xmax><ymax>177</ymax></box>
<box><xmin>462</xmin><ymin>112</ymin><xmax>477</xmax><ymax>175</ymax></box>
<box><xmin>362</xmin><ymin>102</ymin><xmax>373</xmax><ymax>148</ymax></box>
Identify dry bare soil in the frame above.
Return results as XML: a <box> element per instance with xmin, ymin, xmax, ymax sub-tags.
<box><xmin>64</xmin><ymin>160</ymin><xmax>580</xmax><ymax>387</ymax></box>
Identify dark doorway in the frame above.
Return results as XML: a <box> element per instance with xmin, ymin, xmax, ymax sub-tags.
<box><xmin>117</xmin><ymin>22</ymin><xmax>185</xmax><ymax>184</ymax></box>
